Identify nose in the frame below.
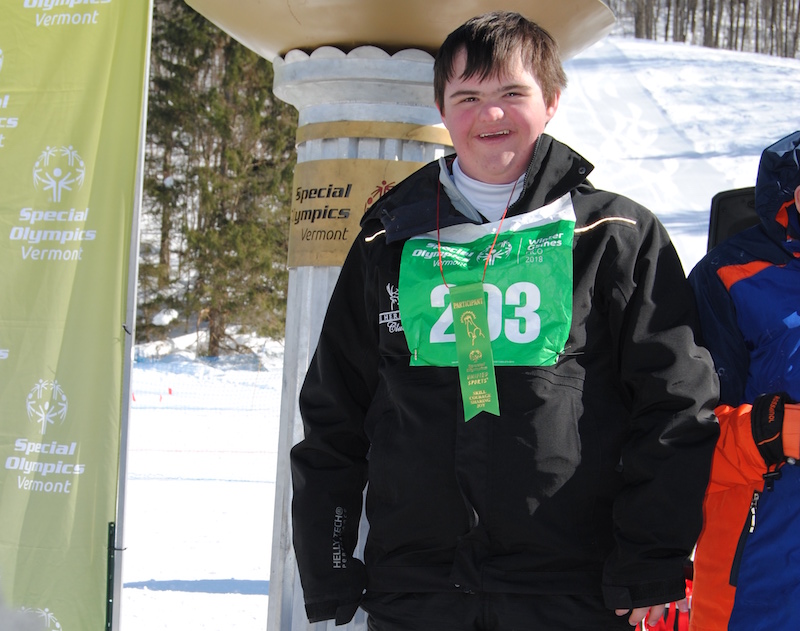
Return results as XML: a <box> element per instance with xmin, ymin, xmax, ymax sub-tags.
<box><xmin>479</xmin><ymin>101</ymin><xmax>504</xmax><ymax>122</ymax></box>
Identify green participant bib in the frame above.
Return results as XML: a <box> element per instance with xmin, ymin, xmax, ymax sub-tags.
<box><xmin>399</xmin><ymin>193</ymin><xmax>575</xmax><ymax>387</ymax></box>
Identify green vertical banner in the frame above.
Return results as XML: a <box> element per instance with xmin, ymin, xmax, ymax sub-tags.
<box><xmin>0</xmin><ymin>1</ymin><xmax>152</xmax><ymax>630</ymax></box>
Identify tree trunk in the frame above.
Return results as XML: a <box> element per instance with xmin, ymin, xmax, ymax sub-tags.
<box><xmin>158</xmin><ymin>149</ymin><xmax>172</xmax><ymax>289</ymax></box>
<box><xmin>666</xmin><ymin>0</ymin><xmax>673</xmax><ymax>39</ymax></box>
<box><xmin>703</xmin><ymin>0</ymin><xmax>716</xmax><ymax>46</ymax></box>
<box><xmin>755</xmin><ymin>1</ymin><xmax>760</xmax><ymax>52</ymax></box>
<box><xmin>741</xmin><ymin>0</ymin><xmax>749</xmax><ymax>51</ymax></box>
<box><xmin>207</xmin><ymin>307</ymin><xmax>225</xmax><ymax>357</ymax></box>
<box><xmin>634</xmin><ymin>0</ymin><xmax>649</xmax><ymax>38</ymax></box>
<box><xmin>770</xmin><ymin>0</ymin><xmax>778</xmax><ymax>55</ymax></box>
<box><xmin>793</xmin><ymin>0</ymin><xmax>800</xmax><ymax>57</ymax></box>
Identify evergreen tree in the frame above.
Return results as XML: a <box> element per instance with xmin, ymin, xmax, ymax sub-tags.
<box><xmin>140</xmin><ymin>0</ymin><xmax>297</xmax><ymax>353</ymax></box>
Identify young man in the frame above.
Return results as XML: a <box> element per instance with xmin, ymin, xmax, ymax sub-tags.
<box><xmin>688</xmin><ymin>131</ymin><xmax>800</xmax><ymax>631</ymax></box>
<box><xmin>291</xmin><ymin>12</ymin><xmax>719</xmax><ymax>630</ymax></box>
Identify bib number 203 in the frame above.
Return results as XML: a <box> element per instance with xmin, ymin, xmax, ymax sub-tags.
<box><xmin>429</xmin><ymin>282</ymin><xmax>541</xmax><ymax>344</ymax></box>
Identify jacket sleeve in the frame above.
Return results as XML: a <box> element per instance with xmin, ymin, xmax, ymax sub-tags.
<box><xmin>600</xmin><ymin>211</ymin><xmax>720</xmax><ymax>610</ymax></box>
<box><xmin>686</xmin><ymin>251</ymin><xmax>777</xmax><ymax>490</ymax></box>
<box><xmin>290</xmin><ymin>233</ymin><xmax>379</xmax><ymax>624</ymax></box>
<box><xmin>687</xmin><ymin>250</ymin><xmax>750</xmax><ymax>407</ymax></box>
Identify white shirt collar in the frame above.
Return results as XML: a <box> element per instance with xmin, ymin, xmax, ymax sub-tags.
<box><xmin>452</xmin><ymin>158</ymin><xmax>525</xmax><ymax>222</ymax></box>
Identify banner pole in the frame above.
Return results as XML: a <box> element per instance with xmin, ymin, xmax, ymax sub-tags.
<box><xmin>106</xmin><ymin>522</ymin><xmax>116</xmax><ymax>630</ymax></box>
<box><xmin>110</xmin><ymin>3</ymin><xmax>155</xmax><ymax>630</ymax></box>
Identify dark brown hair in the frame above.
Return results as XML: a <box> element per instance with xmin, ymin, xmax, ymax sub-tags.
<box><xmin>434</xmin><ymin>11</ymin><xmax>567</xmax><ymax>113</ymax></box>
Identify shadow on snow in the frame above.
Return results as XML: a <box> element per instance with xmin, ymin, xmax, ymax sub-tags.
<box><xmin>124</xmin><ymin>579</ymin><xmax>269</xmax><ymax>595</ymax></box>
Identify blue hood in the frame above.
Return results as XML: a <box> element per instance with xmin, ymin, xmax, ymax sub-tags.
<box><xmin>755</xmin><ymin>130</ymin><xmax>800</xmax><ymax>242</ymax></box>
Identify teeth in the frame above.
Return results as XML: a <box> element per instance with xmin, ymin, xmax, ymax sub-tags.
<box><xmin>480</xmin><ymin>130</ymin><xmax>509</xmax><ymax>138</ymax></box>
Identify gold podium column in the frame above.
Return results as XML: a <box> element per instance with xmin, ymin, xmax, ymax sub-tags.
<box><xmin>269</xmin><ymin>45</ymin><xmax>451</xmax><ymax>631</ymax></box>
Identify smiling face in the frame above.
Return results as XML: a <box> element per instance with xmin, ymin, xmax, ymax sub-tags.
<box><xmin>438</xmin><ymin>48</ymin><xmax>559</xmax><ymax>184</ymax></box>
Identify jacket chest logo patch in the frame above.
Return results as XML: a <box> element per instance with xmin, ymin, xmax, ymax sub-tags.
<box><xmin>378</xmin><ymin>283</ymin><xmax>403</xmax><ymax>333</ymax></box>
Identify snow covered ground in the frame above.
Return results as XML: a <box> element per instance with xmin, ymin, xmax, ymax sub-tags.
<box><xmin>121</xmin><ymin>336</ymin><xmax>283</xmax><ymax>631</ymax></box>
<box><xmin>118</xmin><ymin>37</ymin><xmax>800</xmax><ymax>630</ymax></box>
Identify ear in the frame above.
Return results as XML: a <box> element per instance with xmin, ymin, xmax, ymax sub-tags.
<box><xmin>545</xmin><ymin>91</ymin><xmax>561</xmax><ymax>124</ymax></box>
<box><xmin>795</xmin><ymin>185</ymin><xmax>800</xmax><ymax>210</ymax></box>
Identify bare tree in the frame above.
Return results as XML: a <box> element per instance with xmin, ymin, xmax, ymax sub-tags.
<box><xmin>633</xmin><ymin>0</ymin><xmax>658</xmax><ymax>38</ymax></box>
<box><xmin>602</xmin><ymin>0</ymin><xmax>798</xmax><ymax>55</ymax></box>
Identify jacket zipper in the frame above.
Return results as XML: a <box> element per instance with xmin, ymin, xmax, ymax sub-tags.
<box><xmin>729</xmin><ymin>490</ymin><xmax>760</xmax><ymax>586</ymax></box>
<box><xmin>727</xmin><ymin>466</ymin><xmax>781</xmax><ymax>586</ymax></box>
<box><xmin>507</xmin><ymin>136</ymin><xmax>542</xmax><ymax>215</ymax></box>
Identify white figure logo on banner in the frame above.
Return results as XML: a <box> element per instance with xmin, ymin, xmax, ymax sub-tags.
<box><xmin>32</xmin><ymin>145</ymin><xmax>86</xmax><ymax>202</ymax></box>
<box><xmin>21</xmin><ymin>607</ymin><xmax>63</xmax><ymax>630</ymax></box>
<box><xmin>26</xmin><ymin>379</ymin><xmax>68</xmax><ymax>435</ymax></box>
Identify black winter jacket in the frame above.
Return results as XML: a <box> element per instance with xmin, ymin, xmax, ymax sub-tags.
<box><xmin>291</xmin><ymin>134</ymin><xmax>719</xmax><ymax>625</ymax></box>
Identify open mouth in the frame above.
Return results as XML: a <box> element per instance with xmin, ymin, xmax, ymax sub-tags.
<box><xmin>479</xmin><ymin>130</ymin><xmax>510</xmax><ymax>138</ymax></box>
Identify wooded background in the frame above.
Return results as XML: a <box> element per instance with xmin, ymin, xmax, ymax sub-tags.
<box><xmin>139</xmin><ymin>0</ymin><xmax>799</xmax><ymax>354</ymax></box>
<box><xmin>612</xmin><ymin>0</ymin><xmax>800</xmax><ymax>53</ymax></box>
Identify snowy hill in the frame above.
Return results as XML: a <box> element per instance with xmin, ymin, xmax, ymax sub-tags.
<box><xmin>550</xmin><ymin>36</ymin><xmax>800</xmax><ymax>271</ymax></box>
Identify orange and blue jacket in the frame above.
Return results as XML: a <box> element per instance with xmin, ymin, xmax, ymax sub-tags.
<box><xmin>688</xmin><ymin>132</ymin><xmax>800</xmax><ymax>631</ymax></box>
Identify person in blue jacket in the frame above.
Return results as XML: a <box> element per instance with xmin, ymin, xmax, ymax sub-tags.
<box><xmin>688</xmin><ymin>130</ymin><xmax>800</xmax><ymax>631</ymax></box>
